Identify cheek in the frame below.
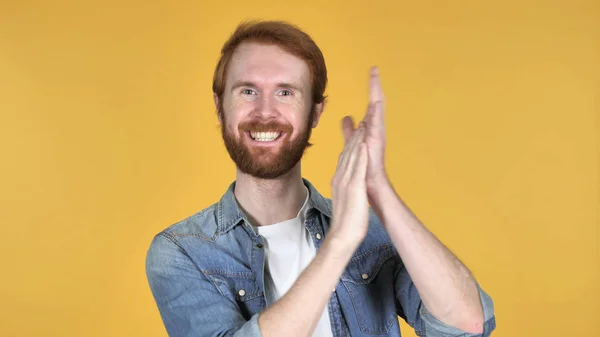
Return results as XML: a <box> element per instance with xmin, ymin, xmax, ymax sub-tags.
<box><xmin>290</xmin><ymin>98</ymin><xmax>307</xmax><ymax>114</ymax></box>
<box><xmin>223</xmin><ymin>97</ymin><xmax>249</xmax><ymax>130</ymax></box>
<box><xmin>291</xmin><ymin>100</ymin><xmax>313</xmax><ymax>128</ymax></box>
<box><xmin>230</xmin><ymin>95</ymin><xmax>248</xmax><ymax>110</ymax></box>
<box><xmin>280</xmin><ymin>96</ymin><xmax>310</xmax><ymax>121</ymax></box>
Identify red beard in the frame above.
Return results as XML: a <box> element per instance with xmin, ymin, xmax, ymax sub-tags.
<box><xmin>220</xmin><ymin>107</ymin><xmax>314</xmax><ymax>179</ymax></box>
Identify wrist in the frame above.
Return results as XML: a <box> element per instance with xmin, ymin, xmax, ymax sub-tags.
<box><xmin>367</xmin><ymin>170</ymin><xmax>389</xmax><ymax>191</ymax></box>
<box><xmin>367</xmin><ymin>172</ymin><xmax>392</xmax><ymax>203</ymax></box>
<box><xmin>325</xmin><ymin>229</ymin><xmax>362</xmax><ymax>257</ymax></box>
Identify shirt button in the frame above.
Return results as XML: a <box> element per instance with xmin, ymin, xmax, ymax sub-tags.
<box><xmin>316</xmin><ymin>233</ymin><xmax>322</xmax><ymax>240</ymax></box>
<box><xmin>361</xmin><ymin>273</ymin><xmax>369</xmax><ymax>280</ymax></box>
<box><xmin>238</xmin><ymin>289</ymin><xmax>246</xmax><ymax>297</ymax></box>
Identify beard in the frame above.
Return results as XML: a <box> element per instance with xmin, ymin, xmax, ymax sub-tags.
<box><xmin>220</xmin><ymin>106</ymin><xmax>314</xmax><ymax>179</ymax></box>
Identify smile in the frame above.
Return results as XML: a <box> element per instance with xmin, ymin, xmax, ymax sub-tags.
<box><xmin>249</xmin><ymin>131</ymin><xmax>282</xmax><ymax>142</ymax></box>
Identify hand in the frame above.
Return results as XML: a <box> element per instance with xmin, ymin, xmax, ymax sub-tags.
<box><xmin>329</xmin><ymin>124</ymin><xmax>369</xmax><ymax>248</ymax></box>
<box><xmin>342</xmin><ymin>67</ymin><xmax>388</xmax><ymax>194</ymax></box>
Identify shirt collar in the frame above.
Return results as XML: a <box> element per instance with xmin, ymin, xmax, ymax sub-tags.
<box><xmin>216</xmin><ymin>178</ymin><xmax>332</xmax><ymax>235</ymax></box>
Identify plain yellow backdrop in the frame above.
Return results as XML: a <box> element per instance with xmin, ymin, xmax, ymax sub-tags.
<box><xmin>0</xmin><ymin>1</ymin><xmax>598</xmax><ymax>336</ymax></box>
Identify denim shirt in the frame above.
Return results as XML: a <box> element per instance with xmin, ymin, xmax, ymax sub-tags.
<box><xmin>145</xmin><ymin>178</ymin><xmax>496</xmax><ymax>337</ymax></box>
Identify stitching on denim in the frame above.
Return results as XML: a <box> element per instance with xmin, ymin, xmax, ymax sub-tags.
<box><xmin>342</xmin><ymin>247</ymin><xmax>395</xmax><ymax>284</ymax></box>
<box><xmin>236</xmin><ymin>292</ymin><xmax>262</xmax><ymax>302</ymax></box>
<box><xmin>218</xmin><ymin>201</ymin><xmax>223</xmax><ymax>232</ymax></box>
<box><xmin>170</xmin><ymin>232</ymin><xmax>218</xmax><ymax>242</ymax></box>
<box><xmin>158</xmin><ymin>232</ymin><xmax>188</xmax><ymax>255</ymax></box>
<box><xmin>327</xmin><ymin>291</ymin><xmax>341</xmax><ymax>336</ymax></box>
<box><xmin>249</xmin><ymin>226</ymin><xmax>255</xmax><ymax>268</ymax></box>
<box><xmin>251</xmin><ymin>235</ymin><xmax>260</xmax><ymax>291</ymax></box>
<box><xmin>349</xmin><ymin>243</ymin><xmax>394</xmax><ymax>263</ymax></box>
<box><xmin>338</xmin><ymin>244</ymin><xmax>397</xmax><ymax>333</ymax></box>
<box><xmin>207</xmin><ymin>275</ymin><xmax>263</xmax><ymax>302</ymax></box>
<box><xmin>203</xmin><ymin>270</ymin><xmax>255</xmax><ymax>278</ymax></box>
<box><xmin>208</xmin><ymin>275</ymin><xmax>228</xmax><ymax>297</ymax></box>
<box><xmin>165</xmin><ymin>205</ymin><xmax>219</xmax><ymax>241</ymax></box>
<box><xmin>342</xmin><ymin>279</ymin><xmax>396</xmax><ymax>334</ymax></box>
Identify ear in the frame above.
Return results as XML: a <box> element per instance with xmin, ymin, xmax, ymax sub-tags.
<box><xmin>311</xmin><ymin>100</ymin><xmax>326</xmax><ymax>128</ymax></box>
<box><xmin>213</xmin><ymin>93</ymin><xmax>222</xmax><ymax>125</ymax></box>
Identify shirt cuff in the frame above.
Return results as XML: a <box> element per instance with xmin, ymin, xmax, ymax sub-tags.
<box><xmin>418</xmin><ymin>283</ymin><xmax>496</xmax><ymax>337</ymax></box>
<box><xmin>233</xmin><ymin>313</ymin><xmax>263</xmax><ymax>337</ymax></box>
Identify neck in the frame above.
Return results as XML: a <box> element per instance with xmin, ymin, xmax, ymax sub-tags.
<box><xmin>233</xmin><ymin>163</ymin><xmax>307</xmax><ymax>227</ymax></box>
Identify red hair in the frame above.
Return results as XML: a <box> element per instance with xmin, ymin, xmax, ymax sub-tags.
<box><xmin>212</xmin><ymin>20</ymin><xmax>328</xmax><ymax>111</ymax></box>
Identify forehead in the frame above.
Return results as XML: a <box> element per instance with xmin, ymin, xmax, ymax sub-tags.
<box><xmin>226</xmin><ymin>42</ymin><xmax>310</xmax><ymax>88</ymax></box>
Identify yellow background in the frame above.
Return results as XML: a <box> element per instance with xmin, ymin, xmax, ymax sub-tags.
<box><xmin>0</xmin><ymin>1</ymin><xmax>598</xmax><ymax>336</ymax></box>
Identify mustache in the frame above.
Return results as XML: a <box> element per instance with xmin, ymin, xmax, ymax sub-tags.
<box><xmin>238</xmin><ymin>119</ymin><xmax>293</xmax><ymax>133</ymax></box>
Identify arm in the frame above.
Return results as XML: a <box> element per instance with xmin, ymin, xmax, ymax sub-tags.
<box><xmin>342</xmin><ymin>66</ymin><xmax>495</xmax><ymax>336</ymax></box>
<box><xmin>369</xmin><ymin>176</ymin><xmax>492</xmax><ymax>334</ymax></box>
<box><xmin>260</xmin><ymin>122</ymin><xmax>371</xmax><ymax>337</ymax></box>
<box><xmin>392</xmin><ymin>245</ymin><xmax>496</xmax><ymax>337</ymax></box>
<box><xmin>258</xmin><ymin>235</ymin><xmax>356</xmax><ymax>336</ymax></box>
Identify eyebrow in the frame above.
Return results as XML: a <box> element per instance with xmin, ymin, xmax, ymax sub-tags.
<box><xmin>230</xmin><ymin>81</ymin><xmax>304</xmax><ymax>93</ymax></box>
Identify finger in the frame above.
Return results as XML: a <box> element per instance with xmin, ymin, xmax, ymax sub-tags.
<box><xmin>341</xmin><ymin>116</ymin><xmax>356</xmax><ymax>144</ymax></box>
<box><xmin>341</xmin><ymin>124</ymin><xmax>366</xmax><ymax>177</ymax></box>
<box><xmin>363</xmin><ymin>102</ymin><xmax>375</xmax><ymax>125</ymax></box>
<box><xmin>336</xmin><ymin>123</ymin><xmax>363</xmax><ymax>171</ymax></box>
<box><xmin>369</xmin><ymin>66</ymin><xmax>385</xmax><ymax>104</ymax></box>
<box><xmin>369</xmin><ymin>67</ymin><xmax>385</xmax><ymax>126</ymax></box>
<box><xmin>351</xmin><ymin>142</ymin><xmax>368</xmax><ymax>182</ymax></box>
<box><xmin>340</xmin><ymin>123</ymin><xmax>363</xmax><ymax>165</ymax></box>
<box><xmin>337</xmin><ymin>123</ymin><xmax>363</xmax><ymax>173</ymax></box>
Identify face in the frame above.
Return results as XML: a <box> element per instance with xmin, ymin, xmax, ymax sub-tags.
<box><xmin>216</xmin><ymin>42</ymin><xmax>323</xmax><ymax>179</ymax></box>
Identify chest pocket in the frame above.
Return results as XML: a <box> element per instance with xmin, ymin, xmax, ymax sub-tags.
<box><xmin>205</xmin><ymin>271</ymin><xmax>266</xmax><ymax>320</ymax></box>
<box><xmin>341</xmin><ymin>244</ymin><xmax>399</xmax><ymax>335</ymax></box>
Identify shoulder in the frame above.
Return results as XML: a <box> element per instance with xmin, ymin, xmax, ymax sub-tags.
<box><xmin>148</xmin><ymin>203</ymin><xmax>220</xmax><ymax>254</ymax></box>
<box><xmin>163</xmin><ymin>203</ymin><xmax>219</xmax><ymax>239</ymax></box>
<box><xmin>145</xmin><ymin>203</ymin><xmax>221</xmax><ymax>270</ymax></box>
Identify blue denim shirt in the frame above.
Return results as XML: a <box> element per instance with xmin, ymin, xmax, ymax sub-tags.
<box><xmin>146</xmin><ymin>178</ymin><xmax>496</xmax><ymax>337</ymax></box>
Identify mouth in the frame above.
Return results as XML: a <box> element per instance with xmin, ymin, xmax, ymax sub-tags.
<box><xmin>247</xmin><ymin>131</ymin><xmax>283</xmax><ymax>143</ymax></box>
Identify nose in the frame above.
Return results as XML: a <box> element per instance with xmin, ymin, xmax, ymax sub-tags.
<box><xmin>250</xmin><ymin>95</ymin><xmax>280</xmax><ymax>120</ymax></box>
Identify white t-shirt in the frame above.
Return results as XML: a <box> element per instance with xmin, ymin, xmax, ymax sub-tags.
<box><xmin>253</xmin><ymin>186</ymin><xmax>333</xmax><ymax>337</ymax></box>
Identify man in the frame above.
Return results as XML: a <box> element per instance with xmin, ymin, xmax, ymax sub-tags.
<box><xmin>145</xmin><ymin>20</ymin><xmax>496</xmax><ymax>337</ymax></box>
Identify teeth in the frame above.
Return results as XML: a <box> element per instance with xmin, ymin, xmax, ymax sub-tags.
<box><xmin>250</xmin><ymin>131</ymin><xmax>281</xmax><ymax>141</ymax></box>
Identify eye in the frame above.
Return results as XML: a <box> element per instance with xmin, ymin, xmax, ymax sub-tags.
<box><xmin>241</xmin><ymin>89</ymin><xmax>256</xmax><ymax>96</ymax></box>
<box><xmin>278</xmin><ymin>89</ymin><xmax>293</xmax><ymax>97</ymax></box>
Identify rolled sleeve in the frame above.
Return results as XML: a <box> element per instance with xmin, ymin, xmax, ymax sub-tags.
<box><xmin>419</xmin><ymin>283</ymin><xmax>496</xmax><ymax>337</ymax></box>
